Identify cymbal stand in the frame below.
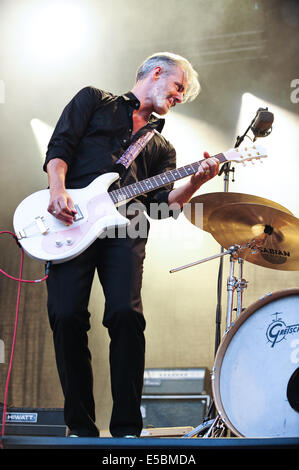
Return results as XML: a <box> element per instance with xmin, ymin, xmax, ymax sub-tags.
<box><xmin>212</xmin><ymin>111</ymin><xmax>258</xmax><ymax>361</ymax></box>
<box><xmin>170</xmin><ymin>244</ymin><xmax>248</xmax><ymax>438</ymax></box>
<box><xmin>214</xmin><ymin>163</ymin><xmax>235</xmax><ymax>358</ymax></box>
<box><xmin>236</xmin><ymin>258</ymin><xmax>247</xmax><ymax>318</ymax></box>
<box><xmin>225</xmin><ymin>253</ymin><xmax>248</xmax><ymax>331</ymax></box>
<box><xmin>169</xmin><ymin>244</ymin><xmax>240</xmax><ymax>274</ymax></box>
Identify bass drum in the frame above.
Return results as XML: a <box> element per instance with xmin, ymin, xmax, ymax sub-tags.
<box><xmin>212</xmin><ymin>288</ymin><xmax>299</xmax><ymax>437</ymax></box>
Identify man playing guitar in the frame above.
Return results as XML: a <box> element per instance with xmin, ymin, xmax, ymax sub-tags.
<box><xmin>44</xmin><ymin>52</ymin><xmax>219</xmax><ymax>438</ymax></box>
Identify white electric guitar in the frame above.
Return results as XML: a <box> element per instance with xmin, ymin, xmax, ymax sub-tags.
<box><xmin>13</xmin><ymin>144</ymin><xmax>267</xmax><ymax>264</ymax></box>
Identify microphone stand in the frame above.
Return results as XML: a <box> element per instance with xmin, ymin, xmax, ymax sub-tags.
<box><xmin>185</xmin><ymin>108</ymin><xmax>273</xmax><ymax>434</ymax></box>
<box><xmin>207</xmin><ymin>112</ymin><xmax>259</xmax><ymax>421</ymax></box>
<box><xmin>213</xmin><ymin>112</ymin><xmax>257</xmax><ymax>356</ymax></box>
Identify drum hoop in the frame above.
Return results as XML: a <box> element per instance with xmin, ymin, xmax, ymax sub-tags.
<box><xmin>212</xmin><ymin>287</ymin><xmax>299</xmax><ymax>436</ymax></box>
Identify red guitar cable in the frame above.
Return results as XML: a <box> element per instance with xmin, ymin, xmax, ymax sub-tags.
<box><xmin>0</xmin><ymin>231</ymin><xmax>50</xmax><ymax>444</ymax></box>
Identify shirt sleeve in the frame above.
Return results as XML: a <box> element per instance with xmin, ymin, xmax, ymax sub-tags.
<box><xmin>43</xmin><ymin>86</ymin><xmax>101</xmax><ymax>172</ymax></box>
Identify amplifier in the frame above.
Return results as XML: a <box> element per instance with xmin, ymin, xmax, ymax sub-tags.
<box><xmin>141</xmin><ymin>395</ymin><xmax>210</xmax><ymax>429</ymax></box>
<box><xmin>0</xmin><ymin>407</ymin><xmax>66</xmax><ymax>436</ymax></box>
<box><xmin>142</xmin><ymin>367</ymin><xmax>210</xmax><ymax>395</ymax></box>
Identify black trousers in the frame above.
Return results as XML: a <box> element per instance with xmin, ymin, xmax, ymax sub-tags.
<box><xmin>46</xmin><ymin>233</ymin><xmax>147</xmax><ymax>437</ymax></box>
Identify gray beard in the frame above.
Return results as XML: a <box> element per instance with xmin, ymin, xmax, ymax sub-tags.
<box><xmin>153</xmin><ymin>82</ymin><xmax>168</xmax><ymax>110</ymax></box>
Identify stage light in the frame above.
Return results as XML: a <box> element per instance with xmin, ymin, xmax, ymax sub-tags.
<box><xmin>16</xmin><ymin>1</ymin><xmax>90</xmax><ymax>64</ymax></box>
<box><xmin>30</xmin><ymin>119</ymin><xmax>54</xmax><ymax>160</ymax></box>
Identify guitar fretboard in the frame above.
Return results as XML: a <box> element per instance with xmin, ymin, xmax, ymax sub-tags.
<box><xmin>109</xmin><ymin>152</ymin><xmax>226</xmax><ymax>205</ymax></box>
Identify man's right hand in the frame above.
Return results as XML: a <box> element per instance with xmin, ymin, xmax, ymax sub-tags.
<box><xmin>48</xmin><ymin>188</ymin><xmax>77</xmax><ymax>225</ymax></box>
<box><xmin>46</xmin><ymin>158</ymin><xmax>77</xmax><ymax>225</ymax></box>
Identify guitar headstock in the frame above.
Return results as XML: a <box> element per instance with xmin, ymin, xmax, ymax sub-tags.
<box><xmin>223</xmin><ymin>144</ymin><xmax>267</xmax><ymax>164</ymax></box>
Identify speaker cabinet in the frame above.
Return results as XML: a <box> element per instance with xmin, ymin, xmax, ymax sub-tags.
<box><xmin>141</xmin><ymin>395</ymin><xmax>210</xmax><ymax>429</ymax></box>
<box><xmin>141</xmin><ymin>368</ymin><xmax>210</xmax><ymax>429</ymax></box>
<box><xmin>0</xmin><ymin>407</ymin><xmax>66</xmax><ymax>436</ymax></box>
<box><xmin>143</xmin><ymin>367</ymin><xmax>210</xmax><ymax>395</ymax></box>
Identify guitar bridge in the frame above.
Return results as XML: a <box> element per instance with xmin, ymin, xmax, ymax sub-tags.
<box><xmin>17</xmin><ymin>215</ymin><xmax>50</xmax><ymax>239</ymax></box>
<box><xmin>16</xmin><ymin>229</ymin><xmax>27</xmax><ymax>240</ymax></box>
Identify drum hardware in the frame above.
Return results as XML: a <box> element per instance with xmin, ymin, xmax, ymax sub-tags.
<box><xmin>236</xmin><ymin>259</ymin><xmax>247</xmax><ymax>318</ymax></box>
<box><xmin>170</xmin><ymin>245</ymin><xmax>248</xmax><ymax>329</ymax></box>
<box><xmin>169</xmin><ymin>245</ymin><xmax>240</xmax><ymax>274</ymax></box>
<box><xmin>201</xmin><ymin>414</ymin><xmax>227</xmax><ymax>438</ymax></box>
<box><xmin>183</xmin><ymin>192</ymin><xmax>293</xmax><ymax>359</ymax></box>
<box><xmin>170</xmin><ymin>245</ymin><xmax>248</xmax><ymax>332</ymax></box>
<box><xmin>171</xmin><ymin>244</ymin><xmax>249</xmax><ymax>438</ymax></box>
<box><xmin>176</xmin><ymin>197</ymin><xmax>299</xmax><ymax>438</ymax></box>
<box><xmin>181</xmin><ymin>112</ymin><xmax>279</xmax><ymax>438</ymax></box>
<box><xmin>182</xmin><ymin>415</ymin><xmax>226</xmax><ymax>438</ymax></box>
<box><xmin>181</xmin><ymin>415</ymin><xmax>227</xmax><ymax>439</ymax></box>
<box><xmin>225</xmin><ymin>254</ymin><xmax>248</xmax><ymax>332</ymax></box>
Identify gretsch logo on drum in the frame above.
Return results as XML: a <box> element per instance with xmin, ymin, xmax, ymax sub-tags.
<box><xmin>266</xmin><ymin>313</ymin><xmax>299</xmax><ymax>347</ymax></box>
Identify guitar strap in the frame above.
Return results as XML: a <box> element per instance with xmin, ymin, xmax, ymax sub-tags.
<box><xmin>116</xmin><ymin>130</ymin><xmax>157</xmax><ymax>169</ymax></box>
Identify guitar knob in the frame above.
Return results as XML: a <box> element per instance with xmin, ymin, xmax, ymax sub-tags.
<box><xmin>66</xmin><ymin>238</ymin><xmax>73</xmax><ymax>245</ymax></box>
<box><xmin>55</xmin><ymin>240</ymin><xmax>63</xmax><ymax>247</ymax></box>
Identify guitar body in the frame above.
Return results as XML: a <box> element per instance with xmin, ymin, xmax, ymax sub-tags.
<box><xmin>13</xmin><ymin>144</ymin><xmax>267</xmax><ymax>265</ymax></box>
<box><xmin>13</xmin><ymin>173</ymin><xmax>129</xmax><ymax>264</ymax></box>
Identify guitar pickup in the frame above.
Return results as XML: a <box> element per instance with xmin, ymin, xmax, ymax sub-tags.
<box><xmin>73</xmin><ymin>204</ymin><xmax>84</xmax><ymax>221</ymax></box>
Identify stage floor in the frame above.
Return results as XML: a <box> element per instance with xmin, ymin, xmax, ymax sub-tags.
<box><xmin>1</xmin><ymin>435</ymin><xmax>298</xmax><ymax>467</ymax></box>
<box><xmin>2</xmin><ymin>434</ymin><xmax>299</xmax><ymax>449</ymax></box>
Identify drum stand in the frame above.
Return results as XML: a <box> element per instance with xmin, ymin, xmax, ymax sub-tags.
<box><xmin>170</xmin><ymin>244</ymin><xmax>248</xmax><ymax>438</ymax></box>
<box><xmin>173</xmin><ymin>111</ymin><xmax>269</xmax><ymax>437</ymax></box>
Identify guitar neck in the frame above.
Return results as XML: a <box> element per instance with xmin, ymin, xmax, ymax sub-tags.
<box><xmin>109</xmin><ymin>152</ymin><xmax>227</xmax><ymax>205</ymax></box>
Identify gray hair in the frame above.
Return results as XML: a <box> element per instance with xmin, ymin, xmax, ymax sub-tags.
<box><xmin>136</xmin><ymin>52</ymin><xmax>201</xmax><ymax>103</ymax></box>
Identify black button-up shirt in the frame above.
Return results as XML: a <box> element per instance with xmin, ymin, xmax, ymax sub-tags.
<box><xmin>44</xmin><ymin>86</ymin><xmax>177</xmax><ymax>212</ymax></box>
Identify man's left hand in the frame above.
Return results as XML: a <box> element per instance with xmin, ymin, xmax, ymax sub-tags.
<box><xmin>190</xmin><ymin>151</ymin><xmax>219</xmax><ymax>189</ymax></box>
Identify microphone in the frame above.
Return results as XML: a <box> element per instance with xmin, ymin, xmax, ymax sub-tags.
<box><xmin>220</xmin><ymin>106</ymin><xmax>274</xmax><ymax>176</ymax></box>
<box><xmin>251</xmin><ymin>107</ymin><xmax>274</xmax><ymax>141</ymax></box>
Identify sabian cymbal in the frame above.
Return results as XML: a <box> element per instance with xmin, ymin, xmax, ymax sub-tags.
<box><xmin>183</xmin><ymin>192</ymin><xmax>293</xmax><ymax>232</ymax></box>
<box><xmin>207</xmin><ymin>202</ymin><xmax>299</xmax><ymax>271</ymax></box>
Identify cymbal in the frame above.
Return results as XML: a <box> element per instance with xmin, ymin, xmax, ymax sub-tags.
<box><xmin>183</xmin><ymin>192</ymin><xmax>293</xmax><ymax>232</ymax></box>
<box><xmin>207</xmin><ymin>202</ymin><xmax>299</xmax><ymax>271</ymax></box>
